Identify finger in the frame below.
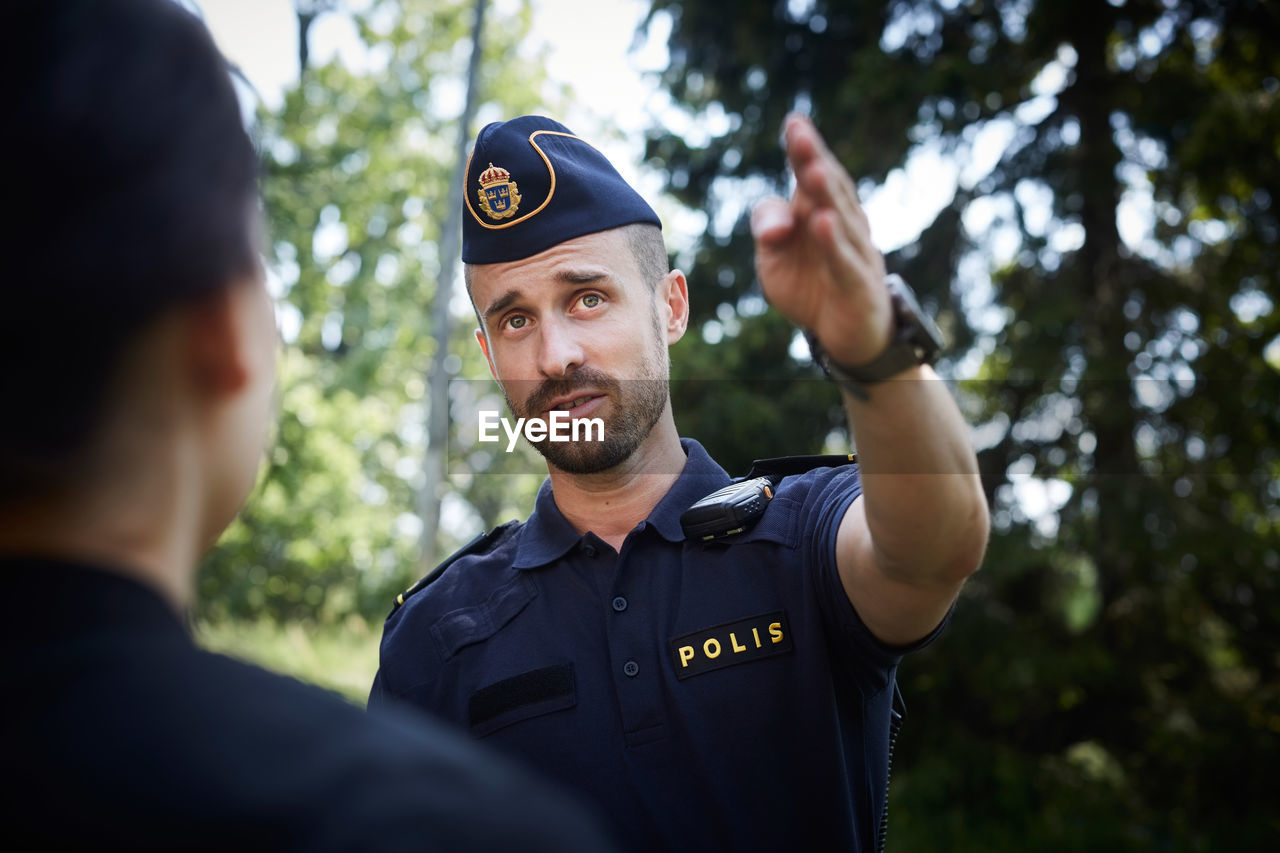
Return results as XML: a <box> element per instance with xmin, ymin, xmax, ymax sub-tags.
<box><xmin>797</xmin><ymin>156</ymin><xmax>866</xmax><ymax>236</ymax></box>
<box><xmin>785</xmin><ymin>120</ymin><xmax>872</xmax><ymax>259</ymax></box>
<box><xmin>782</xmin><ymin>113</ymin><xmax>837</xmax><ymax>175</ymax></box>
<box><xmin>798</xmin><ymin>163</ymin><xmax>877</xmax><ymax>264</ymax></box>
<box><xmin>785</xmin><ymin>115</ymin><xmax>863</xmax><ymax>217</ymax></box>
<box><xmin>750</xmin><ymin>197</ymin><xmax>795</xmax><ymax>245</ymax></box>
<box><xmin>812</xmin><ymin>209</ymin><xmax>875</xmax><ymax>289</ymax></box>
<box><xmin>800</xmin><ymin>116</ymin><xmax>865</xmax><ymax>216</ymax></box>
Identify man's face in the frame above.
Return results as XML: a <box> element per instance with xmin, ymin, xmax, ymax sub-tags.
<box><xmin>471</xmin><ymin>228</ymin><xmax>672</xmax><ymax>474</ymax></box>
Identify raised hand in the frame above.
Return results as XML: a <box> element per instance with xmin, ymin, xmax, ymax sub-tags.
<box><xmin>750</xmin><ymin>114</ymin><xmax>892</xmax><ymax>369</ymax></box>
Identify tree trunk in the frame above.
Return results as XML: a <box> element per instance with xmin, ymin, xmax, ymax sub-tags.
<box><xmin>418</xmin><ymin>0</ymin><xmax>488</xmax><ymax>573</ymax></box>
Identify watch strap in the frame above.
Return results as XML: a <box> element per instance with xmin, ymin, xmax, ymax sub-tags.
<box><xmin>806</xmin><ymin>274</ymin><xmax>942</xmax><ymax>400</ymax></box>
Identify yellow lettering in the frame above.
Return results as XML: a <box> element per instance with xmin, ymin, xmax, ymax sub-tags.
<box><xmin>752</xmin><ymin>627</ymin><xmax>762</xmax><ymax>648</ymax></box>
<box><xmin>730</xmin><ymin>632</ymin><xmax>747</xmax><ymax>653</ymax></box>
<box><xmin>703</xmin><ymin>638</ymin><xmax>721</xmax><ymax>659</ymax></box>
<box><xmin>678</xmin><ymin>646</ymin><xmax>695</xmax><ymax>668</ymax></box>
<box><xmin>769</xmin><ymin>622</ymin><xmax>784</xmax><ymax>644</ymax></box>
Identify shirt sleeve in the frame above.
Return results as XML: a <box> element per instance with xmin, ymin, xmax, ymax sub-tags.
<box><xmin>798</xmin><ymin>464</ymin><xmax>953</xmax><ymax>694</ymax></box>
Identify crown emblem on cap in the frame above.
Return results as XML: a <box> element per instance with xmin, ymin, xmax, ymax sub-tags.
<box><xmin>476</xmin><ymin>162</ymin><xmax>521</xmax><ymax>221</ymax></box>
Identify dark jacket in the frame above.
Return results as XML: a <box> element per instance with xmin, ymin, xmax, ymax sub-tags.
<box><xmin>1</xmin><ymin>557</ymin><xmax>616</xmax><ymax>852</ymax></box>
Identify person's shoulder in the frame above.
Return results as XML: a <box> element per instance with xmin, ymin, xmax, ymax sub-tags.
<box><xmin>335</xmin><ymin>699</ymin><xmax>620</xmax><ymax>851</ymax></box>
<box><xmin>13</xmin><ymin>642</ymin><xmax>614</xmax><ymax>851</ymax></box>
<box><xmin>163</xmin><ymin>650</ymin><xmax>618</xmax><ymax>850</ymax></box>
<box><xmin>214</xmin><ymin>658</ymin><xmax>620</xmax><ymax>852</ymax></box>
<box><xmin>146</xmin><ymin>644</ymin><xmax>392</xmax><ymax>755</ymax></box>
<box><xmin>769</xmin><ymin>454</ymin><xmax>862</xmax><ymax>504</ymax></box>
<box><xmin>384</xmin><ymin>519</ymin><xmax>525</xmax><ymax>626</ymax></box>
<box><xmin>686</xmin><ymin>455</ymin><xmax>860</xmax><ymax>552</ymax></box>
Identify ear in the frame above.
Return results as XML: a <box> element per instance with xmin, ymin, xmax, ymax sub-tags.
<box><xmin>183</xmin><ymin>286</ymin><xmax>253</xmax><ymax>399</ymax></box>
<box><xmin>474</xmin><ymin>327</ymin><xmax>499</xmax><ymax>382</ymax></box>
<box><xmin>659</xmin><ymin>269</ymin><xmax>690</xmax><ymax>345</ymax></box>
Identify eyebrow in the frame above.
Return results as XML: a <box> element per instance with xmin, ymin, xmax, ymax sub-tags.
<box><xmin>482</xmin><ymin>289</ymin><xmax>522</xmax><ymax>323</ymax></box>
<box><xmin>555</xmin><ymin>268</ymin><xmax>608</xmax><ymax>285</ymax></box>
<box><xmin>480</xmin><ymin>270</ymin><xmax>611</xmax><ymax>323</ymax></box>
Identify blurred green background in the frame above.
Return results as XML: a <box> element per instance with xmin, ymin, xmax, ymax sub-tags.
<box><xmin>192</xmin><ymin>0</ymin><xmax>1277</xmax><ymax>848</ymax></box>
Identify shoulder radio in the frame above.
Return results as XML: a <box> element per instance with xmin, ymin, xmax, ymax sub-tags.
<box><xmin>679</xmin><ymin>454</ymin><xmax>857</xmax><ymax>542</ymax></box>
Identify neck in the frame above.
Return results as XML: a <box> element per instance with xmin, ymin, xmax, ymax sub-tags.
<box><xmin>0</xmin><ymin>438</ymin><xmax>203</xmax><ymax>615</ymax></box>
<box><xmin>545</xmin><ymin>409</ymin><xmax>686</xmax><ymax>551</ymax></box>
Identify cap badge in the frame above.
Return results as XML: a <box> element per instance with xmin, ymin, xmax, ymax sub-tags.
<box><xmin>476</xmin><ymin>162</ymin><xmax>521</xmax><ymax>221</ymax></box>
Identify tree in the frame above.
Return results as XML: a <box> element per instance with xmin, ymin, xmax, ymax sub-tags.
<box><xmin>199</xmin><ymin>0</ymin><xmax>554</xmax><ymax>623</ymax></box>
<box><xmin>643</xmin><ymin>0</ymin><xmax>1278</xmax><ymax>847</ymax></box>
<box><xmin>419</xmin><ymin>0</ymin><xmax>487</xmax><ymax>573</ymax></box>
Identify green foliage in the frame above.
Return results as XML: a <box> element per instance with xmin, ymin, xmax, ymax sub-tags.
<box><xmin>670</xmin><ymin>309</ymin><xmax>845</xmax><ymax>474</ymax></box>
<box><xmin>199</xmin><ymin>0</ymin><xmax>553</xmax><ymax>624</ymax></box>
<box><xmin>645</xmin><ymin>0</ymin><xmax>1279</xmax><ymax>847</ymax></box>
<box><xmin>194</xmin><ymin>615</ymin><xmax>380</xmax><ymax>705</ymax></box>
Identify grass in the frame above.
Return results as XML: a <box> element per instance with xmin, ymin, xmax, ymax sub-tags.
<box><xmin>194</xmin><ymin>615</ymin><xmax>382</xmax><ymax>705</ymax></box>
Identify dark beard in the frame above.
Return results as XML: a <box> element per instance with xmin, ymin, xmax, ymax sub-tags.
<box><xmin>505</xmin><ymin>368</ymin><xmax>669</xmax><ymax>475</ymax></box>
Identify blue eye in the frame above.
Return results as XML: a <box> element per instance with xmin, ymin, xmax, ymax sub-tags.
<box><xmin>580</xmin><ymin>293</ymin><xmax>601</xmax><ymax>308</ymax></box>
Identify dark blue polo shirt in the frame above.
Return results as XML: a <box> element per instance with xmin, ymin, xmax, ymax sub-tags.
<box><xmin>372</xmin><ymin>439</ymin><xmax>946</xmax><ymax>853</ymax></box>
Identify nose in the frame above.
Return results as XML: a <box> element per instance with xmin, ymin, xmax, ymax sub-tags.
<box><xmin>535</xmin><ymin>315</ymin><xmax>585</xmax><ymax>378</ymax></box>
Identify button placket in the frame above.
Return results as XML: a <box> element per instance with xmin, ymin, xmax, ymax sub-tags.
<box><xmin>608</xmin><ymin>537</ymin><xmax>667</xmax><ymax>740</ymax></box>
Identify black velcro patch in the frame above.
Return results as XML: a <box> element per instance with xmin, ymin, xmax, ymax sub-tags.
<box><xmin>468</xmin><ymin>663</ymin><xmax>575</xmax><ymax>729</ymax></box>
<box><xmin>669</xmin><ymin>611</ymin><xmax>793</xmax><ymax>680</ymax></box>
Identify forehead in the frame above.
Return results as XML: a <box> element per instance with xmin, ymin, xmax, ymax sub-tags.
<box><xmin>470</xmin><ymin>227</ymin><xmax>641</xmax><ymax>304</ymax></box>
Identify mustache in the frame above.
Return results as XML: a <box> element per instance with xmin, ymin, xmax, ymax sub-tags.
<box><xmin>514</xmin><ymin>367</ymin><xmax>620</xmax><ymax>417</ymax></box>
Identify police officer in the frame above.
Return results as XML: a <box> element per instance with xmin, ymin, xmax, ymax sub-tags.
<box><xmin>1</xmin><ymin>4</ymin><xmax>615</xmax><ymax>850</ymax></box>
<box><xmin>371</xmin><ymin>114</ymin><xmax>989</xmax><ymax>851</ymax></box>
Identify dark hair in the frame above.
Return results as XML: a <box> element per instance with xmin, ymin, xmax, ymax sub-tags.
<box><xmin>2</xmin><ymin>0</ymin><xmax>260</xmax><ymax>502</ymax></box>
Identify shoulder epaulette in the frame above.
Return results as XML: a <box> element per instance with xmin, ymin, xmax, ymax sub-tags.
<box><xmin>386</xmin><ymin>520</ymin><xmax>521</xmax><ymax>619</ymax></box>
<box><xmin>741</xmin><ymin>453</ymin><xmax>857</xmax><ymax>483</ymax></box>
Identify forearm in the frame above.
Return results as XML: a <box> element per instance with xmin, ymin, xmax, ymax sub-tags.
<box><xmin>842</xmin><ymin>364</ymin><xmax>988</xmax><ymax>584</ymax></box>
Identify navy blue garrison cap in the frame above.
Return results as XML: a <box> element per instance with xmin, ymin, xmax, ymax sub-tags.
<box><xmin>462</xmin><ymin>115</ymin><xmax>661</xmax><ymax>264</ymax></box>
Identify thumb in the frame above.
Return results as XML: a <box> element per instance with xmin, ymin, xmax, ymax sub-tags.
<box><xmin>750</xmin><ymin>197</ymin><xmax>793</xmax><ymax>246</ymax></box>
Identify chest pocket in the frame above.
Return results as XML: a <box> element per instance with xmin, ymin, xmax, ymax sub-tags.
<box><xmin>430</xmin><ymin>571</ymin><xmax>538</xmax><ymax>661</ymax></box>
<box><xmin>468</xmin><ymin>662</ymin><xmax>576</xmax><ymax>737</ymax></box>
<box><xmin>430</xmin><ymin>573</ymin><xmax>578</xmax><ymax>737</ymax></box>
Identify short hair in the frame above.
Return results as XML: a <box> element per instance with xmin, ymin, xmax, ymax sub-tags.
<box><xmin>465</xmin><ymin>223</ymin><xmax>669</xmax><ymax>329</ymax></box>
<box><xmin>621</xmin><ymin>222</ymin><xmax>669</xmax><ymax>289</ymax></box>
<box><xmin>2</xmin><ymin>0</ymin><xmax>260</xmax><ymax>503</ymax></box>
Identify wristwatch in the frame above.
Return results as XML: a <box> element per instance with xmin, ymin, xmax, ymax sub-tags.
<box><xmin>805</xmin><ymin>274</ymin><xmax>943</xmax><ymax>401</ymax></box>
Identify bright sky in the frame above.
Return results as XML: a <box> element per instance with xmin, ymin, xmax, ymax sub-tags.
<box><xmin>197</xmin><ymin>0</ymin><xmax>658</xmax><ymax>118</ymax></box>
<box><xmin>194</xmin><ymin>0</ymin><xmax>958</xmax><ymax>255</ymax></box>
<box><xmin>197</xmin><ymin>1</ymin><xmax>664</xmax><ymax>197</ymax></box>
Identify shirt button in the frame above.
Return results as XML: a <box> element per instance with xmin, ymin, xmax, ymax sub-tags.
<box><xmin>611</xmin><ymin>596</ymin><xmax>628</xmax><ymax>612</ymax></box>
<box><xmin>623</xmin><ymin>660</ymin><xmax>639</xmax><ymax>678</ymax></box>
<box><xmin>582</xmin><ymin>544</ymin><xmax>597</xmax><ymax>557</ymax></box>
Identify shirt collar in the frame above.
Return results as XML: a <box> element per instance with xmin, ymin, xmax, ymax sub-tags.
<box><xmin>511</xmin><ymin>478</ymin><xmax>584</xmax><ymax>569</ymax></box>
<box><xmin>512</xmin><ymin>438</ymin><xmax>731</xmax><ymax>569</ymax></box>
<box><xmin>646</xmin><ymin>438</ymin><xmax>732</xmax><ymax>542</ymax></box>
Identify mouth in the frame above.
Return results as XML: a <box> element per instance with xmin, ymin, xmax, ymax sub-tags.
<box><xmin>545</xmin><ymin>392</ymin><xmax>605</xmax><ymax>416</ymax></box>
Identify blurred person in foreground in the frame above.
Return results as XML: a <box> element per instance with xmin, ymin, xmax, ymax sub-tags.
<box><xmin>371</xmin><ymin>113</ymin><xmax>990</xmax><ymax>851</ymax></box>
<box><xmin>0</xmin><ymin>3</ymin><xmax>615</xmax><ymax>850</ymax></box>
